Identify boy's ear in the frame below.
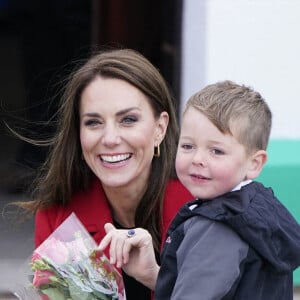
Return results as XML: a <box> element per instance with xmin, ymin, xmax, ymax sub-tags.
<box><xmin>246</xmin><ymin>150</ymin><xmax>268</xmax><ymax>179</ymax></box>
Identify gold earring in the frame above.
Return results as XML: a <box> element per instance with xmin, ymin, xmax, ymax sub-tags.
<box><xmin>154</xmin><ymin>144</ymin><xmax>160</xmax><ymax>157</ymax></box>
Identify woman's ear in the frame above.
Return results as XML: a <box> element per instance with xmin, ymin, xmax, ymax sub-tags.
<box><xmin>155</xmin><ymin>111</ymin><xmax>169</xmax><ymax>144</ymax></box>
<box><xmin>246</xmin><ymin>150</ymin><xmax>268</xmax><ymax>180</ymax></box>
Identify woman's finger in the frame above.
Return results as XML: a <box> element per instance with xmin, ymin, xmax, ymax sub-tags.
<box><xmin>98</xmin><ymin>223</ymin><xmax>115</xmax><ymax>251</ymax></box>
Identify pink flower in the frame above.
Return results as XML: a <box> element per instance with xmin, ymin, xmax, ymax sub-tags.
<box><xmin>37</xmin><ymin>237</ymin><xmax>69</xmax><ymax>265</ymax></box>
<box><xmin>32</xmin><ymin>269</ymin><xmax>56</xmax><ymax>288</ymax></box>
<box><xmin>66</xmin><ymin>237</ymin><xmax>89</xmax><ymax>262</ymax></box>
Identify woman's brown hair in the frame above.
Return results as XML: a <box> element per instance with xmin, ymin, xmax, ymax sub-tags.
<box><xmin>17</xmin><ymin>48</ymin><xmax>179</xmax><ymax>251</ymax></box>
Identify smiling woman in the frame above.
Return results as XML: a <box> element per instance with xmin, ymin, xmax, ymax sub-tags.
<box><xmin>14</xmin><ymin>48</ymin><xmax>192</xmax><ymax>299</ymax></box>
<box><xmin>80</xmin><ymin>76</ymin><xmax>169</xmax><ymax>197</ymax></box>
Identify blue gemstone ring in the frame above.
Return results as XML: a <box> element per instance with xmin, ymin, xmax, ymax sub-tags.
<box><xmin>127</xmin><ymin>229</ymin><xmax>136</xmax><ymax>238</ymax></box>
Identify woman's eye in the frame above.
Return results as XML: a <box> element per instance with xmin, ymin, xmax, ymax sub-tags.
<box><xmin>84</xmin><ymin>119</ymin><xmax>100</xmax><ymax>127</ymax></box>
<box><xmin>121</xmin><ymin>115</ymin><xmax>138</xmax><ymax>124</ymax></box>
<box><xmin>181</xmin><ymin>144</ymin><xmax>193</xmax><ymax>150</ymax></box>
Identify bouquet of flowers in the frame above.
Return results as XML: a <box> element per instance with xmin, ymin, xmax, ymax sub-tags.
<box><xmin>21</xmin><ymin>213</ymin><xmax>126</xmax><ymax>300</ymax></box>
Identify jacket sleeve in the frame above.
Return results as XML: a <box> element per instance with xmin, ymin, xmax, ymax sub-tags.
<box><xmin>172</xmin><ymin>216</ymin><xmax>249</xmax><ymax>299</ymax></box>
<box><xmin>34</xmin><ymin>179</ymin><xmax>113</xmax><ymax>248</ymax></box>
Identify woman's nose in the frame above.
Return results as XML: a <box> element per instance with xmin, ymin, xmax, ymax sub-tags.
<box><xmin>101</xmin><ymin>124</ymin><xmax>121</xmax><ymax>146</ymax></box>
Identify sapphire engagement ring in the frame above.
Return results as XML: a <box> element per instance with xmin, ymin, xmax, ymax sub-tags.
<box><xmin>127</xmin><ymin>229</ymin><xmax>136</xmax><ymax>238</ymax></box>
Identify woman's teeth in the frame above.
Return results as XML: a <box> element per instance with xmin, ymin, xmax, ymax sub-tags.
<box><xmin>101</xmin><ymin>154</ymin><xmax>131</xmax><ymax>163</ymax></box>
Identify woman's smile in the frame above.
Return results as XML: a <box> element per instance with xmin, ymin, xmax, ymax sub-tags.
<box><xmin>100</xmin><ymin>153</ymin><xmax>132</xmax><ymax>164</ymax></box>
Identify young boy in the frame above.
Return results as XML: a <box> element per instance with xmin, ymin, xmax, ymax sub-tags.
<box><xmin>154</xmin><ymin>80</ymin><xmax>300</xmax><ymax>299</ymax></box>
<box><xmin>99</xmin><ymin>80</ymin><xmax>300</xmax><ymax>299</ymax></box>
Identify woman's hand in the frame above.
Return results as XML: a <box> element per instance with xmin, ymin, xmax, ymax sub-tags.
<box><xmin>98</xmin><ymin>223</ymin><xmax>159</xmax><ymax>290</ymax></box>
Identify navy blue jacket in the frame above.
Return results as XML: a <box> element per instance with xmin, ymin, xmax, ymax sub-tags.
<box><xmin>155</xmin><ymin>182</ymin><xmax>300</xmax><ymax>300</ymax></box>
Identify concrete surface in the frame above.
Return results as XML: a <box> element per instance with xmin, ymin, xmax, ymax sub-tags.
<box><xmin>0</xmin><ymin>192</ymin><xmax>35</xmax><ymax>299</ymax></box>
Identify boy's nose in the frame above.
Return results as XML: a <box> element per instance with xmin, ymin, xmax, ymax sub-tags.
<box><xmin>192</xmin><ymin>150</ymin><xmax>207</xmax><ymax>167</ymax></box>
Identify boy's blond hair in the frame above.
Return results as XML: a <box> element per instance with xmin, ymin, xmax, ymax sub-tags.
<box><xmin>184</xmin><ymin>80</ymin><xmax>272</xmax><ymax>154</ymax></box>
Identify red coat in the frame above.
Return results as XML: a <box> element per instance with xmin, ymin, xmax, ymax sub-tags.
<box><xmin>35</xmin><ymin>178</ymin><xmax>193</xmax><ymax>250</ymax></box>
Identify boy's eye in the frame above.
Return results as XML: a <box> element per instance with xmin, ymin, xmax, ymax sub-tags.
<box><xmin>211</xmin><ymin>148</ymin><xmax>224</xmax><ymax>155</ymax></box>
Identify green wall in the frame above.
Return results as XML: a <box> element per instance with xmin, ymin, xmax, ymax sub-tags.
<box><xmin>257</xmin><ymin>139</ymin><xmax>300</xmax><ymax>286</ymax></box>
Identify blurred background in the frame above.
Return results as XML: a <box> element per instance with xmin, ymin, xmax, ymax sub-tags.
<box><xmin>0</xmin><ymin>0</ymin><xmax>299</xmax><ymax>298</ymax></box>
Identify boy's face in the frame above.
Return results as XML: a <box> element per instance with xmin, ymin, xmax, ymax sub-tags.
<box><xmin>176</xmin><ymin>107</ymin><xmax>255</xmax><ymax>199</ymax></box>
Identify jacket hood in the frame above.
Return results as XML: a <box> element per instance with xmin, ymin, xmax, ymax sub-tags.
<box><xmin>193</xmin><ymin>181</ymin><xmax>300</xmax><ymax>273</ymax></box>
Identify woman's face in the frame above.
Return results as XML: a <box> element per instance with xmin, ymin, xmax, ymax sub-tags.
<box><xmin>80</xmin><ymin>76</ymin><xmax>168</xmax><ymax>191</ymax></box>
